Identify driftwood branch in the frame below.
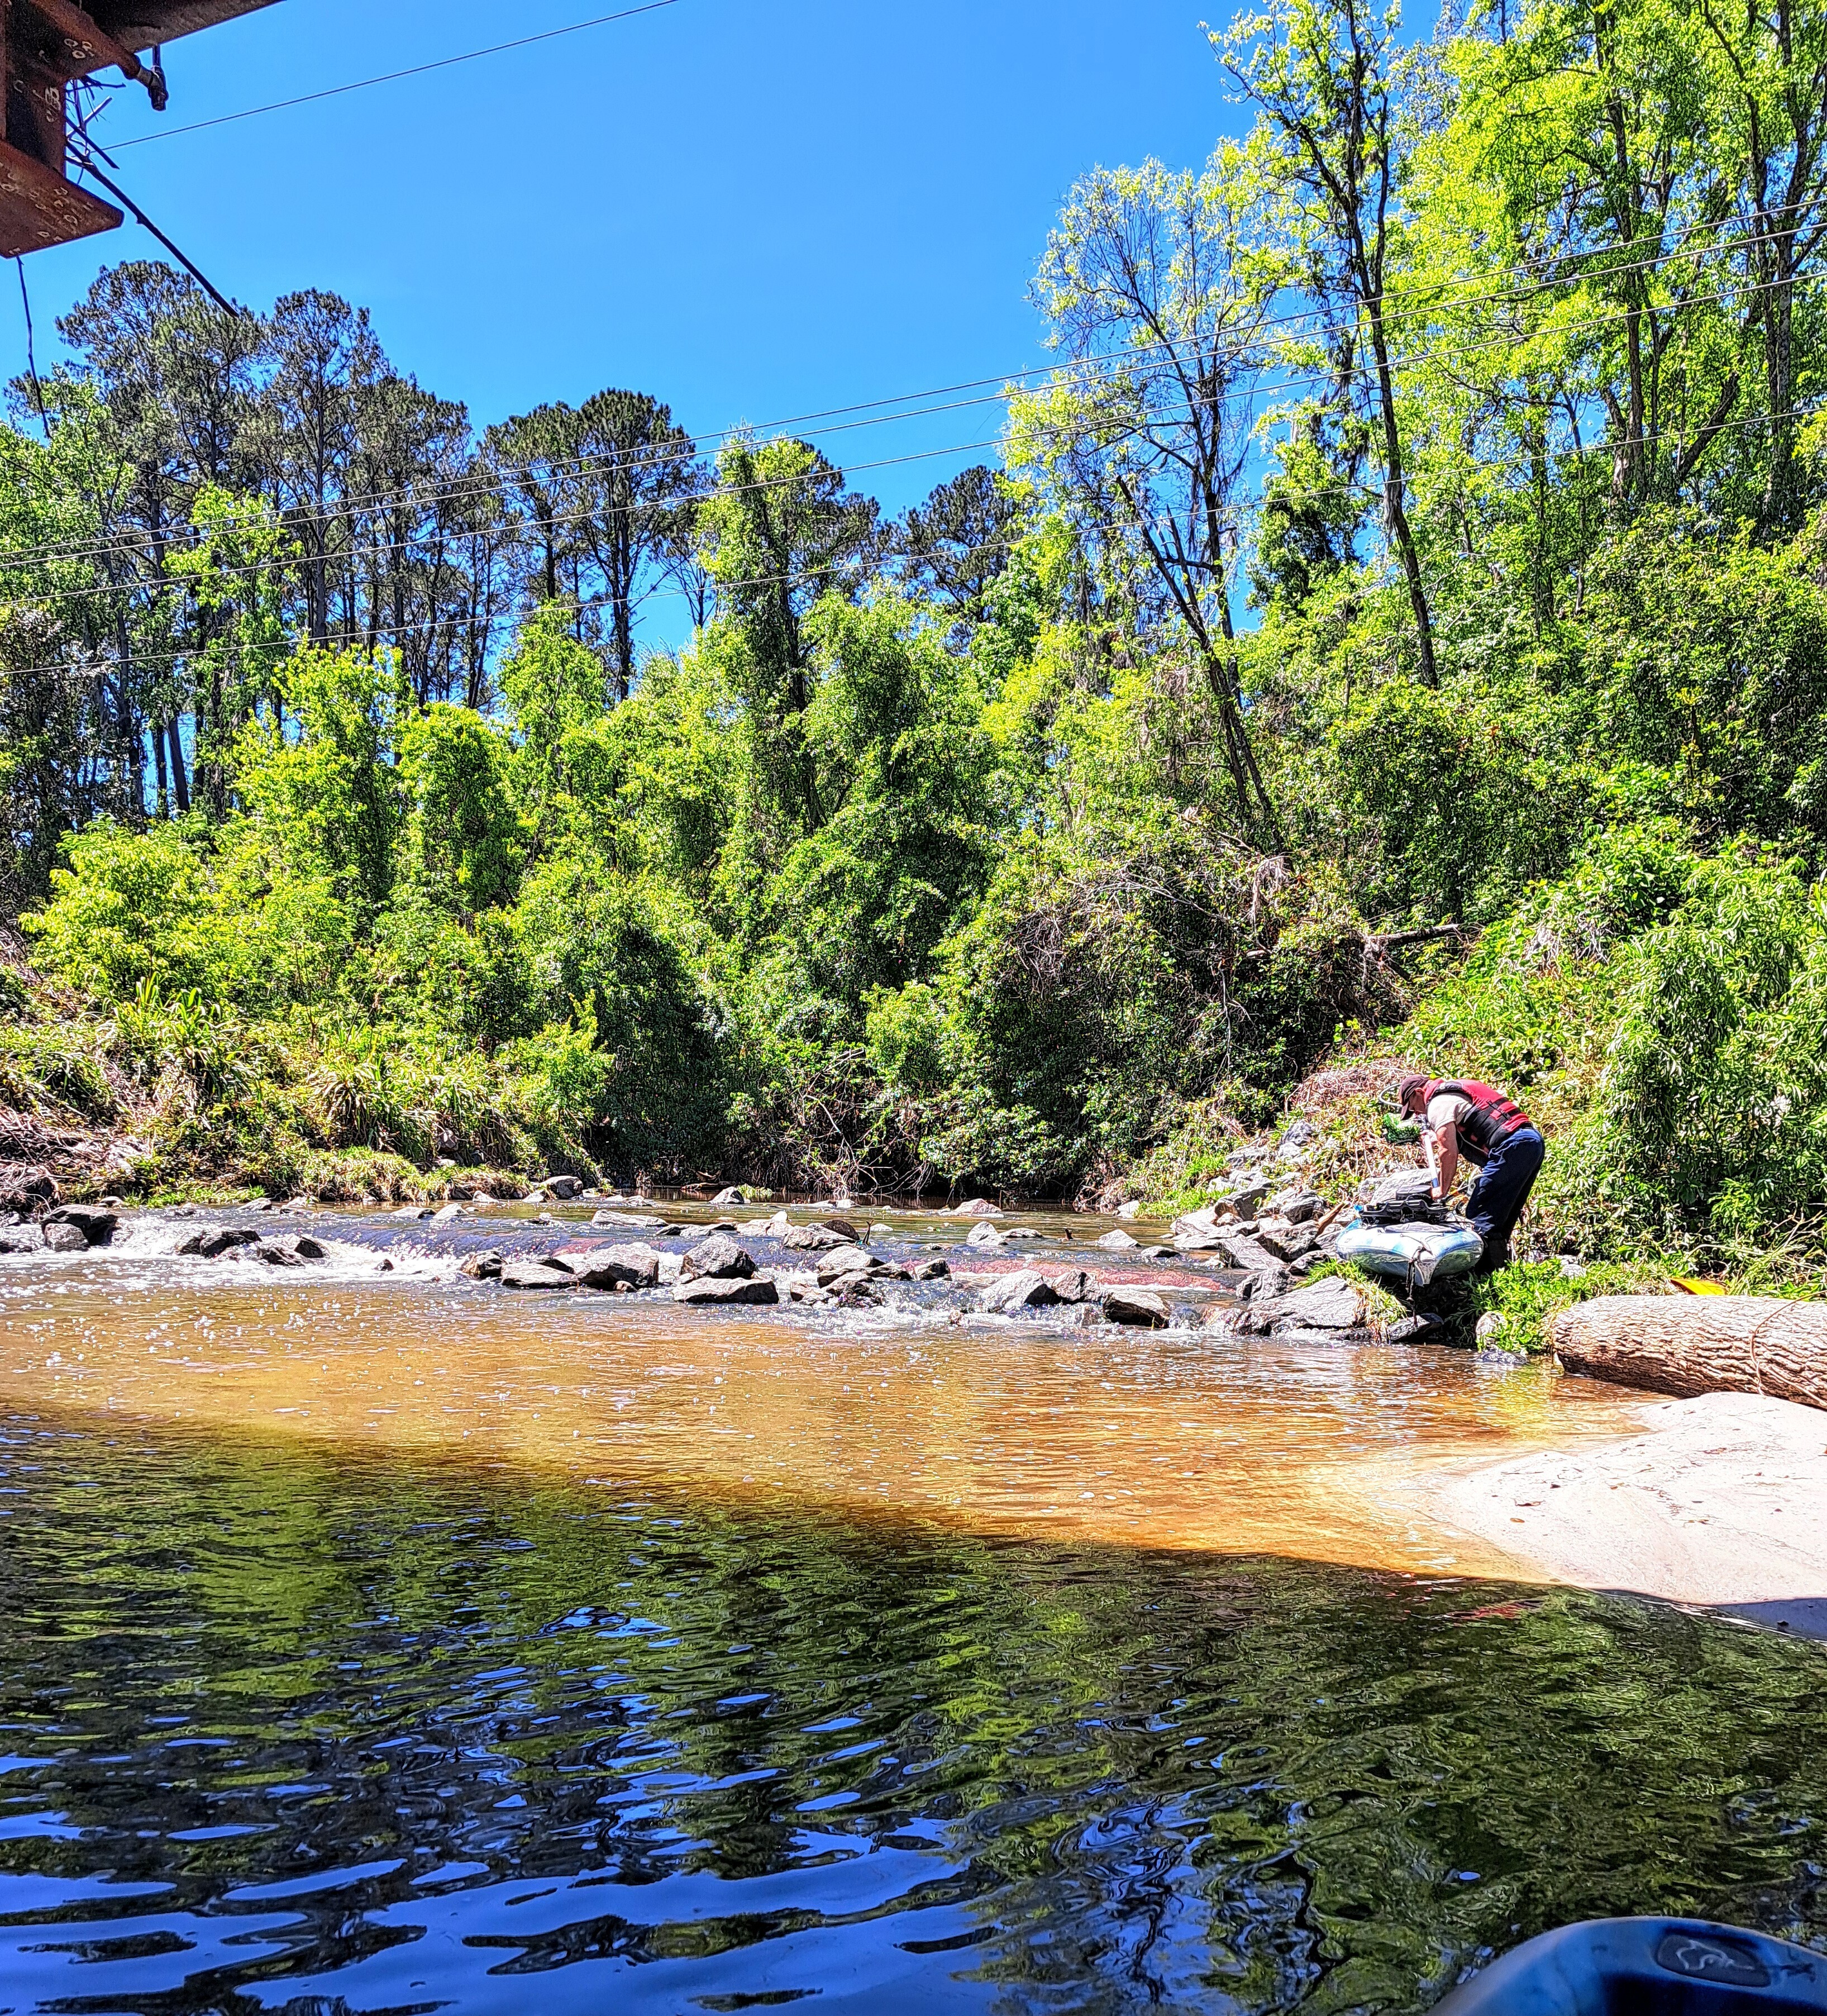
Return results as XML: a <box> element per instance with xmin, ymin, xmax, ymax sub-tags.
<box><xmin>1551</xmin><ymin>1294</ymin><xmax>1827</xmax><ymax>1413</ymax></box>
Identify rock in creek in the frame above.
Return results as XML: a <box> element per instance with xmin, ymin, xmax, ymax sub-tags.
<box><xmin>913</xmin><ymin>1258</ymin><xmax>950</xmax><ymax>1281</ymax></box>
<box><xmin>1095</xmin><ymin>1228</ymin><xmax>1139</xmax><ymax>1250</ymax></box>
<box><xmin>177</xmin><ymin>1226</ymin><xmax>263</xmax><ymax>1259</ymax></box>
<box><xmin>782</xmin><ymin>1222</ymin><xmax>852</xmax><ymax>1252</ymax></box>
<box><xmin>560</xmin><ymin>1243</ymin><xmax>662</xmax><ymax>1291</ymax></box>
<box><xmin>593</xmin><ymin>1209</ymin><xmax>660</xmax><ymax>1228</ymax></box>
<box><xmin>952</xmin><ymin>1199</ymin><xmax>1004</xmax><ymax>1218</ymax></box>
<box><xmin>976</xmin><ymin>1269</ymin><xmax>1060</xmax><ymax>1312</ymax></box>
<box><xmin>461</xmin><ymin>1249</ymin><xmax>504</xmax><ymax>1280</ymax></box>
<box><xmin>501</xmin><ymin>1259</ymin><xmax>575</xmax><ymax>1291</ymax></box>
<box><xmin>710</xmin><ymin>1186</ymin><xmax>747</xmax><ymax>1205</ymax></box>
<box><xmin>541</xmin><ymin>1175</ymin><xmax>585</xmax><ymax>1201</ymax></box>
<box><xmin>679</xmin><ymin>1234</ymin><xmax>756</xmax><ymax>1284</ymax></box>
<box><xmin>965</xmin><ymin>1222</ymin><xmax>1005</xmax><ymax>1248</ymax></box>
<box><xmin>1103</xmin><ymin>1287</ymin><xmax>1170</xmax><ymax>1329</ymax></box>
<box><xmin>44</xmin><ymin>1204</ymin><xmax>117</xmax><ymax>1246</ymax></box>
<box><xmin>1042</xmin><ymin>1268</ymin><xmax>1098</xmax><ymax>1304</ymax></box>
<box><xmin>41</xmin><ymin>1221</ymin><xmax>88</xmax><ymax>1253</ymax></box>
<box><xmin>1218</xmin><ymin>1275</ymin><xmax>1366</xmax><ymax>1337</ymax></box>
<box><xmin>815</xmin><ymin>1245</ymin><xmax>890</xmax><ymax>1289</ymax></box>
<box><xmin>673</xmin><ymin>1274</ymin><xmax>780</xmax><ymax>1307</ymax></box>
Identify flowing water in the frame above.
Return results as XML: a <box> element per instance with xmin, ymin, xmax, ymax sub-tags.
<box><xmin>2</xmin><ymin>1204</ymin><xmax>1825</xmax><ymax>2013</ymax></box>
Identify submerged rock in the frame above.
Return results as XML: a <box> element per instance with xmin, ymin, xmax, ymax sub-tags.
<box><xmin>673</xmin><ymin>1274</ymin><xmax>780</xmax><ymax>1307</ymax></box>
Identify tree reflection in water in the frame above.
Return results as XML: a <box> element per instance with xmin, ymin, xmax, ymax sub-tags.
<box><xmin>1</xmin><ymin>1414</ymin><xmax>1823</xmax><ymax>2014</ymax></box>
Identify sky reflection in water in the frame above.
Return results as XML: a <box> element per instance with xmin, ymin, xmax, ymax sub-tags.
<box><xmin>0</xmin><ymin>1256</ymin><xmax>1824</xmax><ymax>2011</ymax></box>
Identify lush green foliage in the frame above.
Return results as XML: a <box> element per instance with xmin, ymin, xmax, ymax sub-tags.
<box><xmin>6</xmin><ymin>0</ymin><xmax>1827</xmax><ymax>1267</ymax></box>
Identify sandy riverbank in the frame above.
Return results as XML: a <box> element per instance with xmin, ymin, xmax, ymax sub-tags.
<box><xmin>1402</xmin><ymin>1389</ymin><xmax>1827</xmax><ymax>1638</ymax></box>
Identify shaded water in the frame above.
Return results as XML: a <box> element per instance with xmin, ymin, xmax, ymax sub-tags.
<box><xmin>2</xmin><ymin>1212</ymin><xmax>1826</xmax><ymax>2012</ymax></box>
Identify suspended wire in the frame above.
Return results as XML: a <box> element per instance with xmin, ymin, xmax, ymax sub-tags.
<box><xmin>15</xmin><ymin>260</ymin><xmax>50</xmax><ymax>444</ymax></box>
<box><xmin>1</xmin><ymin>387</ymin><xmax>1820</xmax><ymax>695</ymax></box>
<box><xmin>0</xmin><ymin>263</ymin><xmax>1787</xmax><ymax>611</ymax></box>
<box><xmin>110</xmin><ymin>0</ymin><xmax>686</xmax><ymax>150</ymax></box>
<box><xmin>4</xmin><ymin>182</ymin><xmax>1816</xmax><ymax>565</ymax></box>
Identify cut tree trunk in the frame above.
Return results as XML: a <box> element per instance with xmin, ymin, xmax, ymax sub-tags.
<box><xmin>1551</xmin><ymin>1295</ymin><xmax>1827</xmax><ymax>1413</ymax></box>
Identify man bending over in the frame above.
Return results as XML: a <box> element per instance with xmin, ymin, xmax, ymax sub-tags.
<box><xmin>1396</xmin><ymin>1074</ymin><xmax>1544</xmax><ymax>1274</ymax></box>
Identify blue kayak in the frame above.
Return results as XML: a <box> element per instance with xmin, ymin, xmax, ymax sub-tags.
<box><xmin>1335</xmin><ymin>1212</ymin><xmax>1484</xmax><ymax>1286</ymax></box>
<box><xmin>1432</xmin><ymin>1918</ymin><xmax>1827</xmax><ymax>2016</ymax></box>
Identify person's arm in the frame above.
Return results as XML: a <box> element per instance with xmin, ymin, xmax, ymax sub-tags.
<box><xmin>1433</xmin><ymin>1121</ymin><xmax>1459</xmax><ymax>1202</ymax></box>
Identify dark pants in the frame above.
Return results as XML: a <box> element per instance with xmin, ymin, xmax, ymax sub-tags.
<box><xmin>1466</xmin><ymin>1127</ymin><xmax>1544</xmax><ymax>1266</ymax></box>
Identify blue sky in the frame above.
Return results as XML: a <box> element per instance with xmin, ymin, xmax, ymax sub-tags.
<box><xmin>19</xmin><ymin>0</ymin><xmax>1247</xmax><ymax>522</ymax></box>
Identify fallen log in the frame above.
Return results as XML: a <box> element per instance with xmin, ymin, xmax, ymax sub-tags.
<box><xmin>1550</xmin><ymin>1294</ymin><xmax>1827</xmax><ymax>1413</ymax></box>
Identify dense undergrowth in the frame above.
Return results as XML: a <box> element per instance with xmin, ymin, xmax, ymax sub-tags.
<box><xmin>5</xmin><ymin>0</ymin><xmax>1827</xmax><ymax>1305</ymax></box>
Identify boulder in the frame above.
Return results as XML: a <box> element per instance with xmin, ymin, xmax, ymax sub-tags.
<box><xmin>1267</xmin><ymin>1188</ymin><xmax>1324</xmax><ymax>1224</ymax></box>
<box><xmin>42</xmin><ymin>1219</ymin><xmax>88</xmax><ymax>1253</ymax></box>
<box><xmin>500</xmin><ymin>1259</ymin><xmax>575</xmax><ymax>1291</ymax></box>
<box><xmin>393</xmin><ymin>1205</ymin><xmax>432</xmax><ymax>1220</ymax></box>
<box><xmin>1095</xmin><ymin>1229</ymin><xmax>1139</xmax><ymax>1250</ymax></box>
<box><xmin>431</xmin><ymin>1202</ymin><xmax>462</xmax><ymax>1224</ymax></box>
<box><xmin>1103</xmin><ymin>1287</ymin><xmax>1170</xmax><ymax>1329</ymax></box>
<box><xmin>815</xmin><ymin>1245</ymin><xmax>881</xmax><ymax>1289</ymax></box>
<box><xmin>783</xmin><ymin>1222</ymin><xmax>852</xmax><ymax>1252</ymax></box>
<box><xmin>460</xmin><ymin>1250</ymin><xmax>504</xmax><ymax>1280</ymax></box>
<box><xmin>178</xmin><ymin>1226</ymin><xmax>263</xmax><ymax>1259</ymax></box>
<box><xmin>673</xmin><ymin>1274</ymin><xmax>780</xmax><ymax>1307</ymax></box>
<box><xmin>252</xmin><ymin>1240</ymin><xmax>306</xmax><ymax>1267</ymax></box>
<box><xmin>44</xmin><ymin>1204</ymin><xmax>117</xmax><ymax>1246</ymax></box>
<box><xmin>1042</xmin><ymin>1268</ymin><xmax>1098</xmax><ymax>1304</ymax></box>
<box><xmin>1002</xmin><ymin>1227</ymin><xmax>1046</xmax><ymax>1242</ymax></box>
<box><xmin>1228</xmin><ymin>1276</ymin><xmax>1366</xmax><ymax>1336</ymax></box>
<box><xmin>1117</xmin><ymin>1200</ymin><xmax>1144</xmax><ymax>1220</ymax></box>
<box><xmin>679</xmin><ymin>1234</ymin><xmax>756</xmax><ymax>1284</ymax></box>
<box><xmin>913</xmin><ymin>1259</ymin><xmax>951</xmax><ymax>1281</ymax></box>
<box><xmin>562</xmin><ymin>1243</ymin><xmax>661</xmax><ymax>1291</ymax></box>
<box><xmin>965</xmin><ymin>1222</ymin><xmax>1005</xmax><ymax>1248</ymax></box>
<box><xmin>820</xmin><ymin>1216</ymin><xmax>862</xmax><ymax>1241</ymax></box>
<box><xmin>952</xmin><ymin>1199</ymin><xmax>1004</xmax><ymax>1218</ymax></box>
<box><xmin>542</xmin><ymin>1175</ymin><xmax>585</xmax><ymax>1201</ymax></box>
<box><xmin>1386</xmin><ymin>1313</ymin><xmax>1441</xmax><ymax>1345</ymax></box>
<box><xmin>1254</xmin><ymin>1223</ymin><xmax>1320</xmax><ymax>1264</ymax></box>
<box><xmin>711</xmin><ymin>1186</ymin><xmax>747</xmax><ymax>1205</ymax></box>
<box><xmin>1213</xmin><ymin>1229</ymin><xmax>1286</xmax><ymax>1276</ymax></box>
<box><xmin>1138</xmin><ymin>1245</ymin><xmax>1176</xmax><ymax>1261</ymax></box>
<box><xmin>976</xmin><ymin>1269</ymin><xmax>1060</xmax><ymax>1313</ymax></box>
<box><xmin>593</xmin><ymin>1209</ymin><xmax>657</xmax><ymax>1228</ymax></box>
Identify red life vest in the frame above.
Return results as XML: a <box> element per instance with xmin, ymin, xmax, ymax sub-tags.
<box><xmin>1423</xmin><ymin>1079</ymin><xmax>1533</xmax><ymax>1164</ymax></box>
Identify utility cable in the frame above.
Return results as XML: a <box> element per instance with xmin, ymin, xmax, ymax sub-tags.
<box><xmin>2</xmin><ymin>382</ymin><xmax>1823</xmax><ymax>692</ymax></box>
<box><xmin>0</xmin><ymin>186</ymin><xmax>1811</xmax><ymax>564</ymax></box>
<box><xmin>0</xmin><ymin>268</ymin><xmax>1786</xmax><ymax>607</ymax></box>
<box><xmin>111</xmin><ymin>1</ymin><xmax>685</xmax><ymax>150</ymax></box>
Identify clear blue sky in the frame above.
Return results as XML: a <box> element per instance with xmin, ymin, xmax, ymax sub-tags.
<box><xmin>19</xmin><ymin>0</ymin><xmax>1247</xmax><ymax>521</ymax></box>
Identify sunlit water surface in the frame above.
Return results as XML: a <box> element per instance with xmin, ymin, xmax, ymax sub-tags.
<box><xmin>1</xmin><ymin>1213</ymin><xmax>1825</xmax><ymax>2012</ymax></box>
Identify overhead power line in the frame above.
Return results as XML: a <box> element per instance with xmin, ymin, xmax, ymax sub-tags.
<box><xmin>112</xmin><ymin>1</ymin><xmax>686</xmax><ymax>149</ymax></box>
<box><xmin>0</xmin><ymin>261</ymin><xmax>1782</xmax><ymax>594</ymax></box>
<box><xmin>3</xmin><ymin>188</ymin><xmax>1809</xmax><ymax>571</ymax></box>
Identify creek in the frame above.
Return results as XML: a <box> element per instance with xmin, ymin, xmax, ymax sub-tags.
<box><xmin>2</xmin><ymin>1200</ymin><xmax>1825</xmax><ymax>2012</ymax></box>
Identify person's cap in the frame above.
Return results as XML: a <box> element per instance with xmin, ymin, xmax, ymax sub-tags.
<box><xmin>1395</xmin><ymin>1074</ymin><xmax>1428</xmax><ymax>1113</ymax></box>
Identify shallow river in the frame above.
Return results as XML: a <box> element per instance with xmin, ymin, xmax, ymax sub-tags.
<box><xmin>2</xmin><ymin>1202</ymin><xmax>1825</xmax><ymax>2012</ymax></box>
